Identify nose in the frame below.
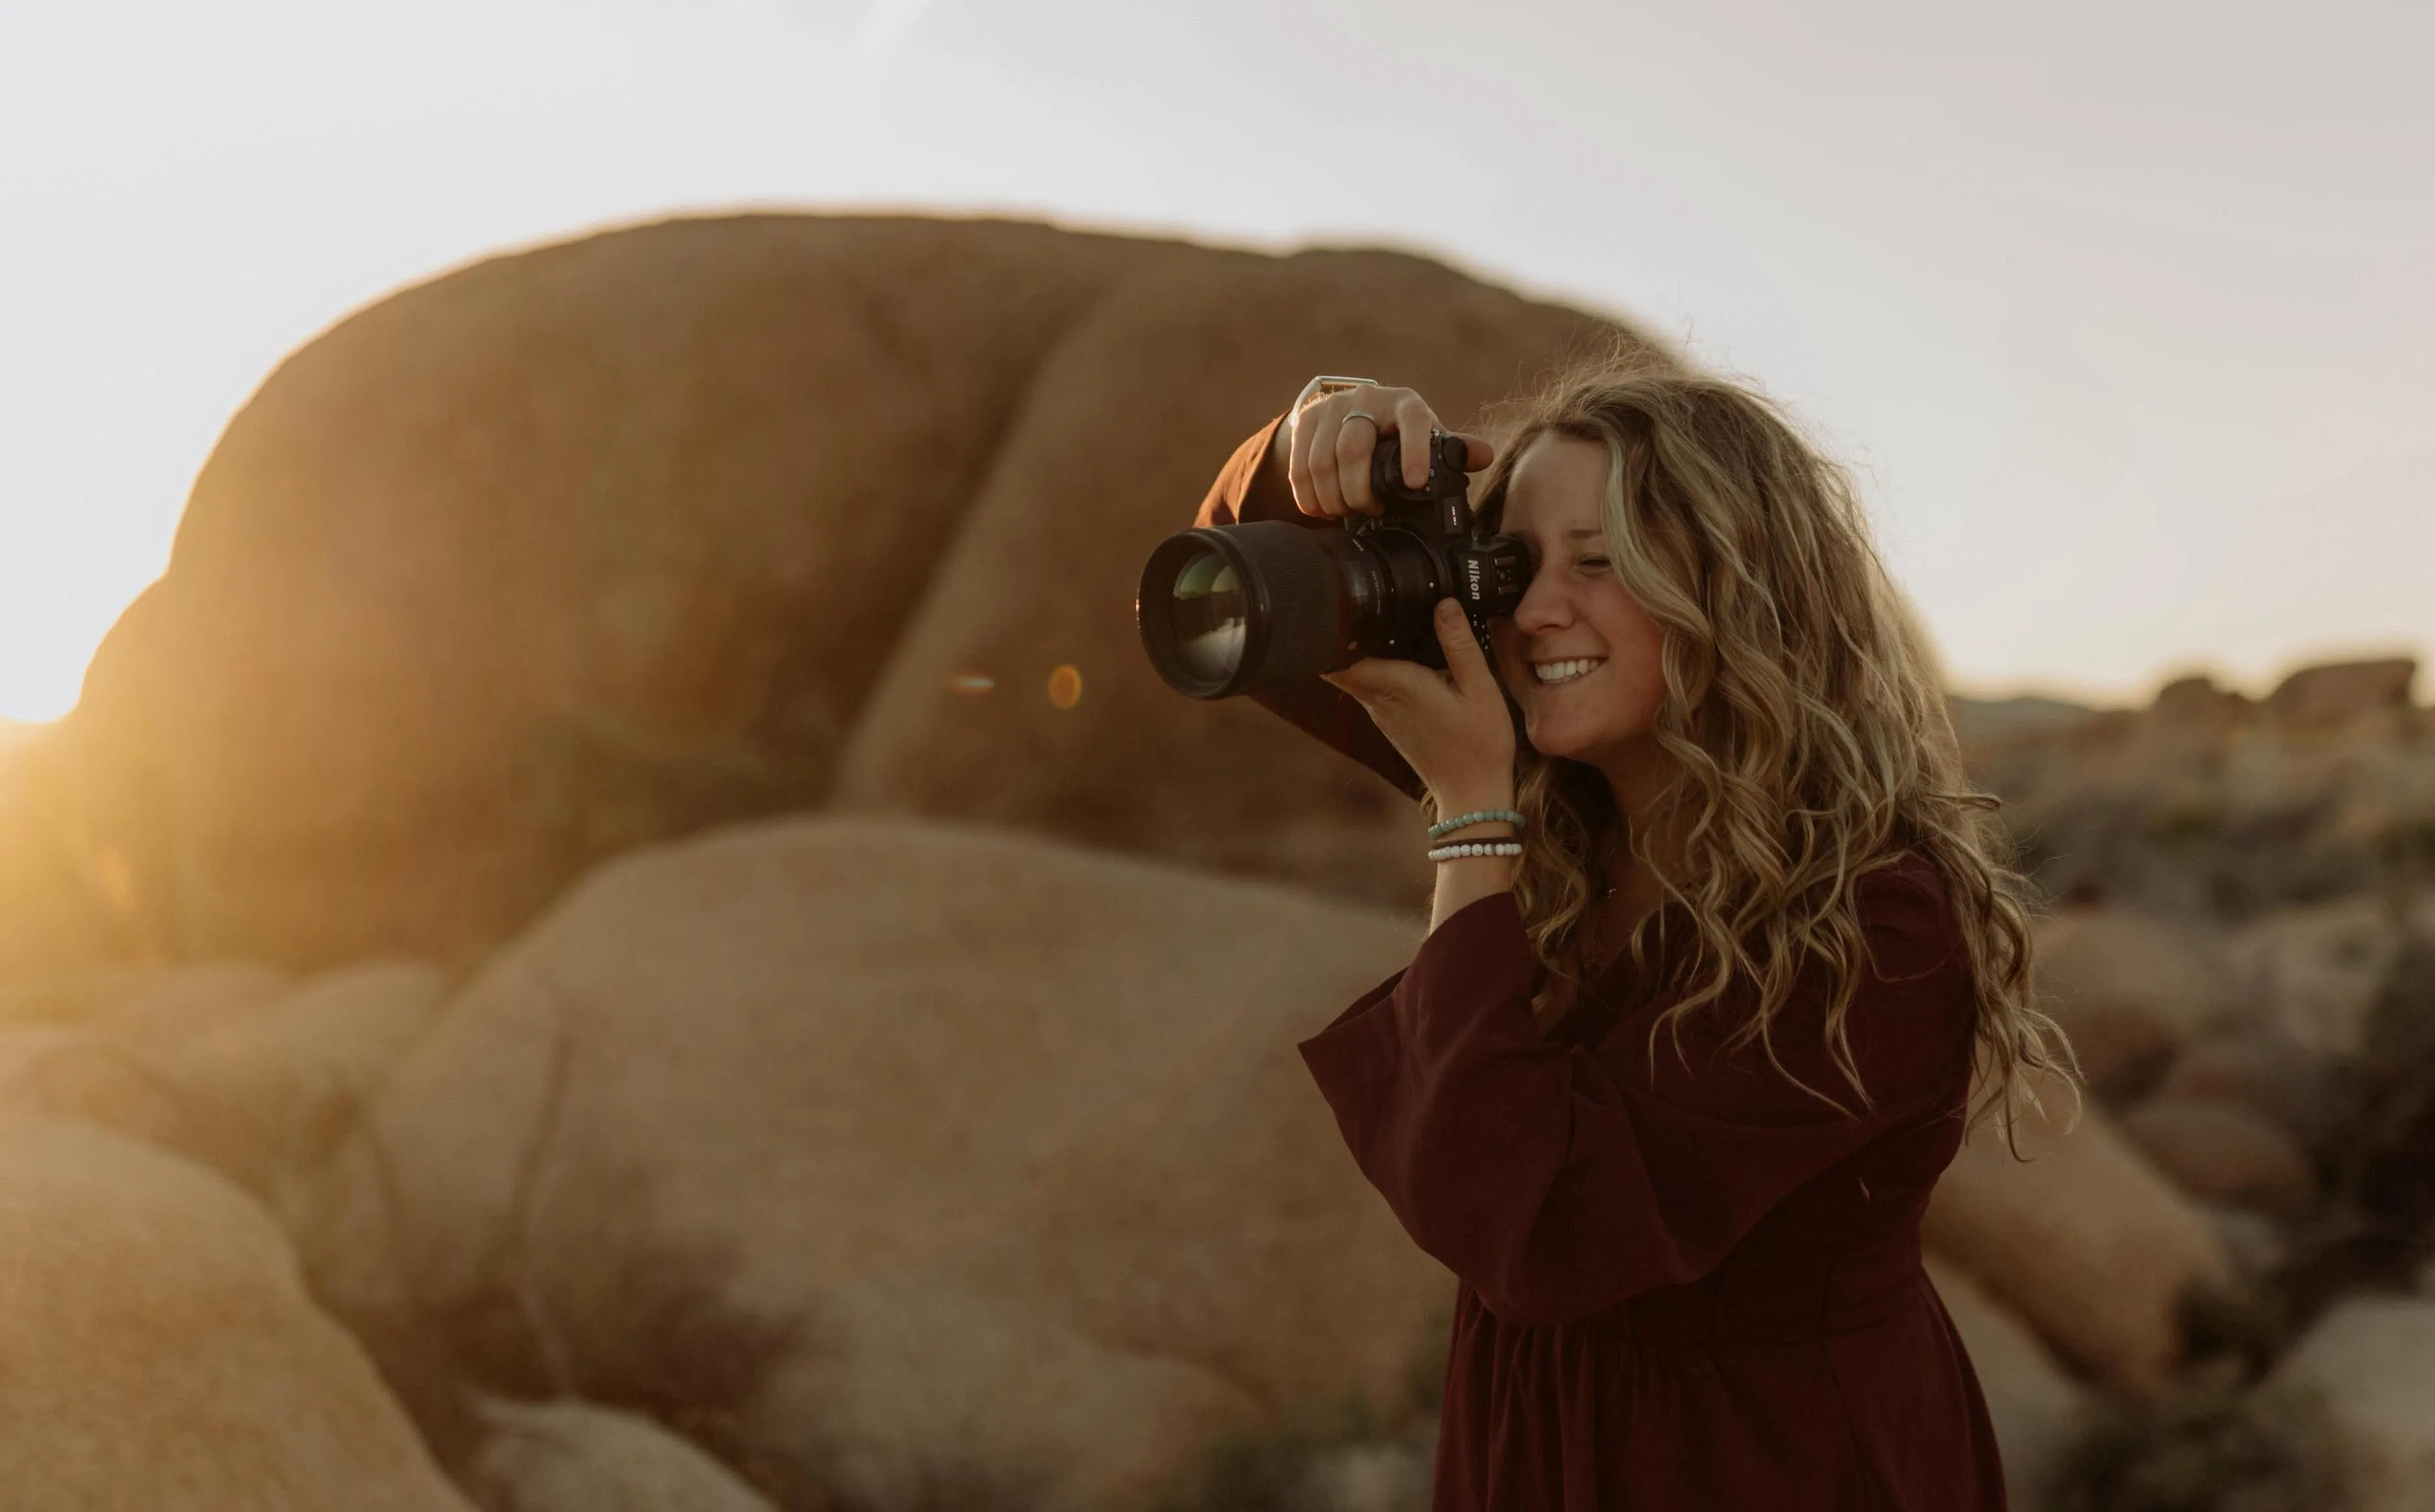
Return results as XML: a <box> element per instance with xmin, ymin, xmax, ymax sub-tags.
<box><xmin>1511</xmin><ymin>562</ymin><xmax>1573</xmax><ymax>637</ymax></box>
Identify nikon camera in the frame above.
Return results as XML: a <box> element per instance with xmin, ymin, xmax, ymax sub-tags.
<box><xmin>1136</xmin><ymin>428</ymin><xmax>1535</xmax><ymax>699</ymax></box>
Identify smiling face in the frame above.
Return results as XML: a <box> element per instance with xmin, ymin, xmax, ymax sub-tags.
<box><xmin>1487</xmin><ymin>433</ymin><xmax>1670</xmax><ymax>768</ymax></box>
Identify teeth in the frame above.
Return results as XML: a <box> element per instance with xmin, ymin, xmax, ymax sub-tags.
<box><xmin>1531</xmin><ymin>658</ymin><xmax>1604</xmax><ymax>684</ymax></box>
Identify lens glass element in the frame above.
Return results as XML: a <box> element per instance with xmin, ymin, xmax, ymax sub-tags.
<box><xmin>1166</xmin><ymin>550</ymin><xmax>1247</xmax><ymax>683</ymax></box>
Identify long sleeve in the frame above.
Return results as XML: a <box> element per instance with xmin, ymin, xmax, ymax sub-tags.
<box><xmin>1294</xmin><ymin>853</ymin><xmax>1976</xmax><ymax>1329</ymax></box>
<box><xmin>1192</xmin><ymin>417</ymin><xmax>1425</xmax><ymax>801</ymax></box>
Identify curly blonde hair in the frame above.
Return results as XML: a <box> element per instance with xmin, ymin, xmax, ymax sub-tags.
<box><xmin>1449</xmin><ymin>344</ymin><xmax>2075</xmax><ymax>1136</ymax></box>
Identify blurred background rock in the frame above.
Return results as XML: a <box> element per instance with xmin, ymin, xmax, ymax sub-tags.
<box><xmin>1</xmin><ymin>216</ymin><xmax>2429</xmax><ymax>1511</ymax></box>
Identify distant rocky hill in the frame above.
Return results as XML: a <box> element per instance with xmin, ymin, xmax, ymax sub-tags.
<box><xmin>1958</xmin><ymin>659</ymin><xmax>2428</xmax><ymax>918</ymax></box>
<box><xmin>1947</xmin><ymin>693</ymin><xmax>2099</xmax><ymax>746</ymax></box>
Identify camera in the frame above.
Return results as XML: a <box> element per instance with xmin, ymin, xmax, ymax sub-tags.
<box><xmin>1137</xmin><ymin>428</ymin><xmax>1534</xmax><ymax>698</ymax></box>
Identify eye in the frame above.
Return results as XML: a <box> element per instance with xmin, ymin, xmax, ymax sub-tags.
<box><xmin>1578</xmin><ymin>555</ymin><xmax>1610</xmax><ymax>570</ymax></box>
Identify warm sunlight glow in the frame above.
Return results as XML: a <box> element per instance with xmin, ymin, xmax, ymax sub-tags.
<box><xmin>2</xmin><ymin>1</ymin><xmax>2428</xmax><ymax>720</ymax></box>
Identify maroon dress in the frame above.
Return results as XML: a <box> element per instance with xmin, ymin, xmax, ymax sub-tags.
<box><xmin>1195</xmin><ymin>420</ymin><xmax>2009</xmax><ymax>1510</ymax></box>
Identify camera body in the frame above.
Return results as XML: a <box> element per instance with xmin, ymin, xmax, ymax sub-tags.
<box><xmin>1347</xmin><ymin>429</ymin><xmax>1532</xmax><ymax>670</ymax></box>
<box><xmin>1136</xmin><ymin>427</ymin><xmax>1535</xmax><ymax>700</ymax></box>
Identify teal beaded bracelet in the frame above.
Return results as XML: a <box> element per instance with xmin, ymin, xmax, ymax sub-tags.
<box><xmin>1427</xmin><ymin>808</ymin><xmax>1526</xmax><ymax>842</ymax></box>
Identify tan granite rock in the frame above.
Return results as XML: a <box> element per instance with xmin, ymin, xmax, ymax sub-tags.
<box><xmin>315</xmin><ymin>816</ymin><xmax>1443</xmax><ymax>1512</ymax></box>
<box><xmin>0</xmin><ymin>1116</ymin><xmax>471</xmax><ymax>1510</ymax></box>
<box><xmin>1924</xmin><ymin>1079</ymin><xmax>2231</xmax><ymax>1393</ymax></box>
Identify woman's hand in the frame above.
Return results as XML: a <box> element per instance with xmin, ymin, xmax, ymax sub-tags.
<box><xmin>1321</xmin><ymin>598</ymin><xmax>1517</xmax><ymax>814</ymax></box>
<box><xmin>1275</xmin><ymin>382</ymin><xmax>1496</xmax><ymax>518</ymax></box>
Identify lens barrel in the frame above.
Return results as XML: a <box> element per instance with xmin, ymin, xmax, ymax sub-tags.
<box><xmin>1137</xmin><ymin>523</ymin><xmax>1378</xmax><ymax>698</ymax></box>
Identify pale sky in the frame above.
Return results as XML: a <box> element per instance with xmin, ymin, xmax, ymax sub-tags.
<box><xmin>1</xmin><ymin>0</ymin><xmax>2427</xmax><ymax>722</ymax></box>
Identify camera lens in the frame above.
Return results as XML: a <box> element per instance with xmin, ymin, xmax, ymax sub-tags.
<box><xmin>1163</xmin><ymin>547</ymin><xmax>1248</xmax><ymax>684</ymax></box>
<box><xmin>1139</xmin><ymin>430</ymin><xmax>1534</xmax><ymax>700</ymax></box>
<box><xmin>1138</xmin><ymin>523</ymin><xmax>1359</xmax><ymax>698</ymax></box>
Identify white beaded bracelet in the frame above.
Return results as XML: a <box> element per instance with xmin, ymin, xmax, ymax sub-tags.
<box><xmin>1426</xmin><ymin>840</ymin><xmax>1524</xmax><ymax>863</ymax></box>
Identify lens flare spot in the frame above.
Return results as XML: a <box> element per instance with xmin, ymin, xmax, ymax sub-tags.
<box><xmin>1047</xmin><ymin>664</ymin><xmax>1084</xmax><ymax>709</ymax></box>
<box><xmin>944</xmin><ymin>672</ymin><xmax>995</xmax><ymax>695</ymax></box>
<box><xmin>89</xmin><ymin>845</ymin><xmax>137</xmax><ymax>914</ymax></box>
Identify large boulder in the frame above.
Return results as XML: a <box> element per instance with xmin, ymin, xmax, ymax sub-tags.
<box><xmin>304</xmin><ymin>816</ymin><xmax>1445</xmax><ymax>1512</ymax></box>
<box><xmin>1923</xmin><ymin>1079</ymin><xmax>2232</xmax><ymax>1393</ymax></box>
<box><xmin>0</xmin><ymin>960</ymin><xmax>444</xmax><ymax>1229</ymax></box>
<box><xmin>0</xmin><ymin>725</ymin><xmax>155</xmax><ymax>975</ymax></box>
<box><xmin>60</xmin><ymin>216</ymin><xmax>1161</xmax><ymax>975</ymax></box>
<box><xmin>2029</xmin><ymin>908</ymin><xmax>2228</xmax><ymax>1098</ymax></box>
<box><xmin>2152</xmin><ymin>1029</ymin><xmax>2341</xmax><ymax>1149</ymax></box>
<box><xmin>460</xmin><ymin>1394</ymin><xmax>776</xmax><ymax>1512</ymax></box>
<box><xmin>0</xmin><ymin>1116</ymin><xmax>472</xmax><ymax>1510</ymax></box>
<box><xmin>2277</xmin><ymin>930</ymin><xmax>2435</xmax><ymax>1315</ymax></box>
<box><xmin>43</xmin><ymin>214</ymin><xmax>1634</xmax><ymax>975</ymax></box>
<box><xmin>829</xmin><ymin>246</ymin><xmax>1625</xmax><ymax>910</ymax></box>
<box><xmin>2267</xmin><ymin>1295</ymin><xmax>2435</xmax><ymax>1512</ymax></box>
<box><xmin>2116</xmin><ymin>1096</ymin><xmax>2316</xmax><ymax>1217</ymax></box>
<box><xmin>0</xmin><ymin>963</ymin><xmax>294</xmax><ymax>1157</ymax></box>
<box><xmin>2222</xmin><ymin>895</ymin><xmax>2432</xmax><ymax>1057</ymax></box>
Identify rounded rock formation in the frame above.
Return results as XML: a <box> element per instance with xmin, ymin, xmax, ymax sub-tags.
<box><xmin>1923</xmin><ymin>1079</ymin><xmax>2232</xmax><ymax>1393</ymax></box>
<box><xmin>312</xmin><ymin>815</ymin><xmax>1448</xmax><ymax>1512</ymax></box>
<box><xmin>2117</xmin><ymin>1096</ymin><xmax>2318</xmax><ymax>1217</ymax></box>
<box><xmin>47</xmin><ymin>215</ymin><xmax>1634</xmax><ymax>976</ymax></box>
<box><xmin>0</xmin><ymin>1116</ymin><xmax>472</xmax><ymax>1511</ymax></box>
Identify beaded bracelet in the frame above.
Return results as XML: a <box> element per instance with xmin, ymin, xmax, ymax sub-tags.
<box><xmin>1426</xmin><ymin>840</ymin><xmax>1525</xmax><ymax>863</ymax></box>
<box><xmin>1427</xmin><ymin>808</ymin><xmax>1526</xmax><ymax>842</ymax></box>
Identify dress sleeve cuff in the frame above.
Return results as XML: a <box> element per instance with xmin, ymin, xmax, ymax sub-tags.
<box><xmin>1294</xmin><ymin>891</ymin><xmax>1540</xmax><ymax>1100</ymax></box>
<box><xmin>1193</xmin><ymin>414</ymin><xmax>1297</xmax><ymax>529</ymax></box>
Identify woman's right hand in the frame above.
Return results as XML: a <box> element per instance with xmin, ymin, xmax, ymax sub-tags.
<box><xmin>1274</xmin><ymin>382</ymin><xmax>1496</xmax><ymax>520</ymax></box>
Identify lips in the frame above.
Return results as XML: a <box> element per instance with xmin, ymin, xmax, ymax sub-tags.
<box><xmin>1530</xmin><ymin>657</ymin><xmax>1605</xmax><ymax>686</ymax></box>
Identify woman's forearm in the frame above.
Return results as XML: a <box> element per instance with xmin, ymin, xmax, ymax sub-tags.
<box><xmin>1430</xmin><ymin>854</ymin><xmax>1517</xmax><ymax>932</ymax></box>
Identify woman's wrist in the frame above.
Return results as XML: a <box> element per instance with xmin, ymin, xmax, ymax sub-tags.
<box><xmin>1432</xmin><ymin>790</ymin><xmax>1518</xmax><ymax>829</ymax></box>
<box><xmin>1427</xmin><ymin>847</ymin><xmax>1517</xmax><ymax>932</ymax></box>
<box><xmin>1425</xmin><ymin>796</ymin><xmax>1521</xmax><ymax>873</ymax></box>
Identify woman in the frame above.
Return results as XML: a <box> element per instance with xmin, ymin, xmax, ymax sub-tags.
<box><xmin>1191</xmin><ymin>351</ymin><xmax>2075</xmax><ymax>1510</ymax></box>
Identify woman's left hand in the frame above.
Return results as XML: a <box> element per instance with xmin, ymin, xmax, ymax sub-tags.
<box><xmin>1322</xmin><ymin>599</ymin><xmax>1517</xmax><ymax>811</ymax></box>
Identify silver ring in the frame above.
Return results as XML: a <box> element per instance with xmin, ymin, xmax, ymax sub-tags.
<box><xmin>1340</xmin><ymin>410</ymin><xmax>1380</xmax><ymax>431</ymax></box>
<box><xmin>1294</xmin><ymin>374</ymin><xmax>1378</xmax><ymax>415</ymax></box>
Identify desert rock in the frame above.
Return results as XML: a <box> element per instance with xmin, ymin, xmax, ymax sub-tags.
<box><xmin>1923</xmin><ymin>1081</ymin><xmax>2231</xmax><ymax>1392</ymax></box>
<box><xmin>318</xmin><ymin>816</ymin><xmax>1446</xmax><ymax>1512</ymax></box>
<box><xmin>0</xmin><ymin>1116</ymin><xmax>472</xmax><ymax>1511</ymax></box>
<box><xmin>2118</xmin><ymin>1097</ymin><xmax>2317</xmax><ymax>1216</ymax></box>
<box><xmin>2153</xmin><ymin>1030</ymin><xmax>2340</xmax><ymax>1147</ymax></box>
<box><xmin>2224</xmin><ymin>896</ymin><xmax>2430</xmax><ymax>1056</ymax></box>
<box><xmin>0</xmin><ymin>963</ymin><xmax>290</xmax><ymax>1150</ymax></box>
<box><xmin>0</xmin><ymin>961</ymin><xmax>443</xmax><ymax>1228</ymax></box>
<box><xmin>2264</xmin><ymin>657</ymin><xmax>2418</xmax><ymax>731</ymax></box>
<box><xmin>2029</xmin><ymin>908</ymin><xmax>2226</xmax><ymax>1097</ymax></box>
<box><xmin>41</xmin><ymin>215</ymin><xmax>1634</xmax><ymax>976</ymax></box>
<box><xmin>461</xmin><ymin>1394</ymin><xmax>776</xmax><ymax>1512</ymax></box>
<box><xmin>1960</xmin><ymin>667</ymin><xmax>2435</xmax><ymax>917</ymax></box>
<box><xmin>829</xmin><ymin>245</ymin><xmax>1628</xmax><ymax>911</ymax></box>
<box><xmin>1925</xmin><ymin>1257</ymin><xmax>2088</xmax><ymax>1509</ymax></box>
<box><xmin>2268</xmin><ymin>1295</ymin><xmax>2435</xmax><ymax>1512</ymax></box>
